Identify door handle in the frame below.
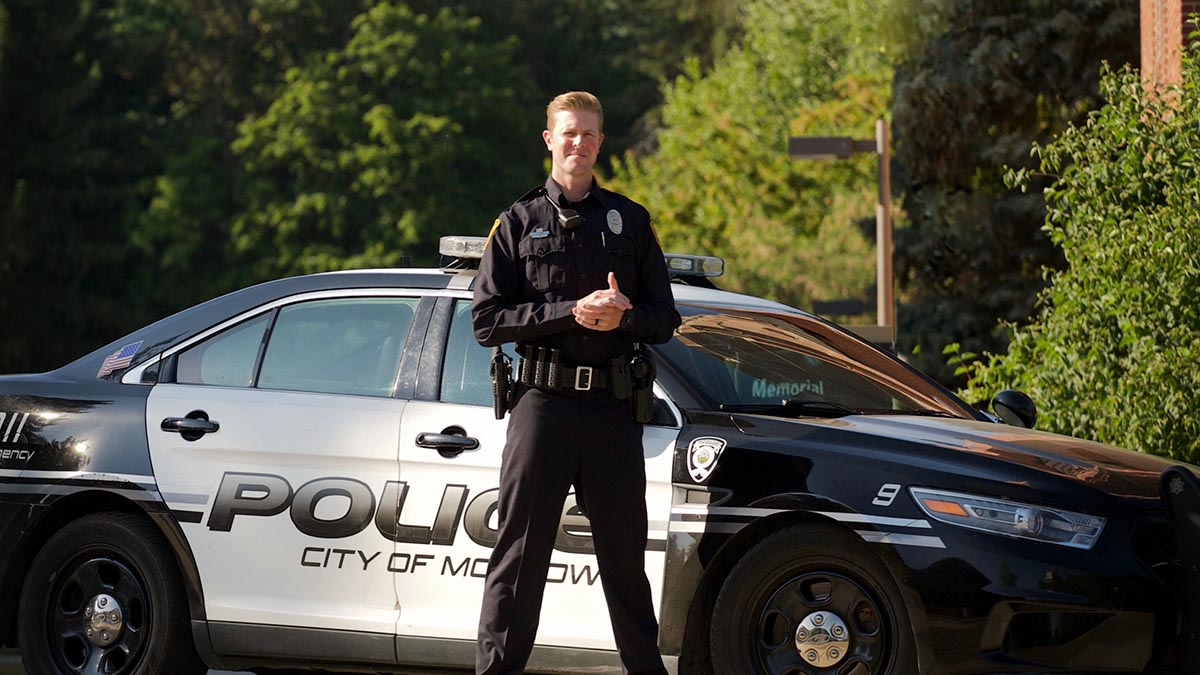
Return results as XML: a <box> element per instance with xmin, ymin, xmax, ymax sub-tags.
<box><xmin>415</xmin><ymin>428</ymin><xmax>479</xmax><ymax>458</ymax></box>
<box><xmin>161</xmin><ymin>410</ymin><xmax>219</xmax><ymax>442</ymax></box>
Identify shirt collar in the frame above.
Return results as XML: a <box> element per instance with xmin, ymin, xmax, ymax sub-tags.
<box><xmin>544</xmin><ymin>176</ymin><xmax>614</xmax><ymax>209</ymax></box>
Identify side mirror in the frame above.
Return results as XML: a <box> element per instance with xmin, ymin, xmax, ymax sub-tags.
<box><xmin>992</xmin><ymin>389</ymin><xmax>1037</xmax><ymax>429</ymax></box>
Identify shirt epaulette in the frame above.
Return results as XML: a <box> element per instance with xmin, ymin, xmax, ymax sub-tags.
<box><xmin>596</xmin><ymin>186</ymin><xmax>642</xmax><ymax>213</ymax></box>
<box><xmin>514</xmin><ymin>185</ymin><xmax>547</xmax><ymax>204</ymax></box>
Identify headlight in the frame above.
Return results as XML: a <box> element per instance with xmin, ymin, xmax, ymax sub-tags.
<box><xmin>909</xmin><ymin>487</ymin><xmax>1106</xmax><ymax>550</ymax></box>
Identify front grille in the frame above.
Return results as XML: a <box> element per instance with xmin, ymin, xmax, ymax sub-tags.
<box><xmin>1131</xmin><ymin>518</ymin><xmax>1183</xmax><ymax>588</ymax></box>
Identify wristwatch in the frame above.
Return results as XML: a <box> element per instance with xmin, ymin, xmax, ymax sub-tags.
<box><xmin>620</xmin><ymin>309</ymin><xmax>635</xmax><ymax>330</ymax></box>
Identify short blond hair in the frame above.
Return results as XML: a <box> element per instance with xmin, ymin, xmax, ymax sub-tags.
<box><xmin>546</xmin><ymin>91</ymin><xmax>604</xmax><ymax>132</ymax></box>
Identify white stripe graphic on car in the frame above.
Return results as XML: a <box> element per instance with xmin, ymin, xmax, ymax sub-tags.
<box><xmin>668</xmin><ymin>505</ymin><xmax>944</xmax><ymax>548</ymax></box>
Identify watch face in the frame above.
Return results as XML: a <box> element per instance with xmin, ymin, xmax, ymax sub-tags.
<box><xmin>621</xmin><ymin>311</ymin><xmax>634</xmax><ymax>328</ymax></box>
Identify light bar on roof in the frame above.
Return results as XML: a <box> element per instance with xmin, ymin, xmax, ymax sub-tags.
<box><xmin>439</xmin><ymin>236</ymin><xmax>725</xmax><ymax>278</ymax></box>
<box><xmin>665</xmin><ymin>253</ymin><xmax>724</xmax><ymax>277</ymax></box>
<box><xmin>440</xmin><ymin>236</ymin><xmax>488</xmax><ymax>259</ymax></box>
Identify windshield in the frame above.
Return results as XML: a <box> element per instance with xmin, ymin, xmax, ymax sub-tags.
<box><xmin>655</xmin><ymin>306</ymin><xmax>977</xmax><ymax>419</ymax></box>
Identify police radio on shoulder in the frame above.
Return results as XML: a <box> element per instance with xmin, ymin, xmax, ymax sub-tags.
<box><xmin>439</xmin><ymin>236</ymin><xmax>724</xmax><ymax>277</ymax></box>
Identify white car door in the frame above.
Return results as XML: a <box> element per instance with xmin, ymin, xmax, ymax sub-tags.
<box><xmin>393</xmin><ymin>297</ymin><xmax>679</xmax><ymax>650</ymax></box>
<box><xmin>145</xmin><ymin>295</ymin><xmax>420</xmax><ymax>641</ymax></box>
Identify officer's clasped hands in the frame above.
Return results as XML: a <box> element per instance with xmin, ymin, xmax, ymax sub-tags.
<box><xmin>572</xmin><ymin>272</ymin><xmax>631</xmax><ymax>331</ymax></box>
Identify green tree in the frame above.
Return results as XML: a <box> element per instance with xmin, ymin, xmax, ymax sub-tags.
<box><xmin>0</xmin><ymin>0</ymin><xmax>743</xmax><ymax>372</ymax></box>
<box><xmin>891</xmin><ymin>0</ymin><xmax>1138</xmax><ymax>382</ymax></box>
<box><xmin>608</xmin><ymin>0</ymin><xmax>928</xmax><ymax>312</ymax></box>
<box><xmin>411</xmin><ymin>0</ymin><xmax>745</xmax><ymax>158</ymax></box>
<box><xmin>231</xmin><ymin>3</ymin><xmax>540</xmax><ymax>277</ymax></box>
<box><xmin>114</xmin><ymin>0</ymin><xmax>366</xmax><ymax>310</ymax></box>
<box><xmin>0</xmin><ymin>0</ymin><xmax>157</xmax><ymax>371</ymax></box>
<box><xmin>963</xmin><ymin>59</ymin><xmax>1200</xmax><ymax>462</ymax></box>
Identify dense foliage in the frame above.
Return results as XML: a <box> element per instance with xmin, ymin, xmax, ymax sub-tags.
<box><xmin>963</xmin><ymin>59</ymin><xmax>1200</xmax><ymax>462</ymax></box>
<box><xmin>608</xmin><ymin>0</ymin><xmax>930</xmax><ymax>313</ymax></box>
<box><xmin>231</xmin><ymin>5</ymin><xmax>539</xmax><ymax>278</ymax></box>
<box><xmin>0</xmin><ymin>0</ymin><xmax>1161</xmax><ymax>423</ymax></box>
<box><xmin>0</xmin><ymin>0</ymin><xmax>738</xmax><ymax>372</ymax></box>
<box><xmin>890</xmin><ymin>0</ymin><xmax>1138</xmax><ymax>382</ymax></box>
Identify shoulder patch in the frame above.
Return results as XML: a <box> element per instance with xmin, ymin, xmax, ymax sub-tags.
<box><xmin>484</xmin><ymin>218</ymin><xmax>501</xmax><ymax>249</ymax></box>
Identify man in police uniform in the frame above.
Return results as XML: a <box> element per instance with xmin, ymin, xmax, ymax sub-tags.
<box><xmin>472</xmin><ymin>91</ymin><xmax>680</xmax><ymax>675</ymax></box>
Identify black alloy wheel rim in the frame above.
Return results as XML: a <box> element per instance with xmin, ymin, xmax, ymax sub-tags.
<box><xmin>750</xmin><ymin>569</ymin><xmax>891</xmax><ymax>675</ymax></box>
<box><xmin>46</xmin><ymin>553</ymin><xmax>150</xmax><ymax>675</ymax></box>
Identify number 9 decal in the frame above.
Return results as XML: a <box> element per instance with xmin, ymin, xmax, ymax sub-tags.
<box><xmin>872</xmin><ymin>483</ymin><xmax>902</xmax><ymax>507</ymax></box>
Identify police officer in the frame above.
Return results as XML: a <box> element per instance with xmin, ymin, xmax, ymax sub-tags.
<box><xmin>472</xmin><ymin>91</ymin><xmax>680</xmax><ymax>675</ymax></box>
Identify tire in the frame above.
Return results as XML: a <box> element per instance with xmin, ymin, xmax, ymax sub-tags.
<box><xmin>17</xmin><ymin>512</ymin><xmax>205</xmax><ymax>675</ymax></box>
<box><xmin>710</xmin><ymin>524</ymin><xmax>916</xmax><ymax>675</ymax></box>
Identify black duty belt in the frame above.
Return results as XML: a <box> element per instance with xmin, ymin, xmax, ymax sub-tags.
<box><xmin>560</xmin><ymin>366</ymin><xmax>610</xmax><ymax>391</ymax></box>
<box><xmin>514</xmin><ymin>345</ymin><xmax>655</xmax><ymax>420</ymax></box>
<box><xmin>516</xmin><ymin>346</ymin><xmax>620</xmax><ymax>392</ymax></box>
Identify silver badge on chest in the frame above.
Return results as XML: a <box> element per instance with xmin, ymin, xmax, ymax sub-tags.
<box><xmin>606</xmin><ymin>209</ymin><xmax>623</xmax><ymax>235</ymax></box>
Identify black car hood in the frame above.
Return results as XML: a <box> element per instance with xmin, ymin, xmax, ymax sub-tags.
<box><xmin>745</xmin><ymin>414</ymin><xmax>1179</xmax><ymax>501</ymax></box>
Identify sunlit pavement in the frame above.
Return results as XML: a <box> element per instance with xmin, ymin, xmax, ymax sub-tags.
<box><xmin>0</xmin><ymin>654</ymin><xmax>287</xmax><ymax>674</ymax></box>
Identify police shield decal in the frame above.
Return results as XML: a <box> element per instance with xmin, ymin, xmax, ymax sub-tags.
<box><xmin>687</xmin><ymin>437</ymin><xmax>727</xmax><ymax>483</ymax></box>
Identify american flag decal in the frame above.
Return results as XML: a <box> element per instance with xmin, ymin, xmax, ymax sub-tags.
<box><xmin>97</xmin><ymin>341</ymin><xmax>144</xmax><ymax>378</ymax></box>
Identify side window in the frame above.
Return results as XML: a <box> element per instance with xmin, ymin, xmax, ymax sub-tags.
<box><xmin>440</xmin><ymin>300</ymin><xmax>495</xmax><ymax>406</ymax></box>
<box><xmin>257</xmin><ymin>297</ymin><xmax>417</xmax><ymax>397</ymax></box>
<box><xmin>177</xmin><ymin>313</ymin><xmax>271</xmax><ymax>387</ymax></box>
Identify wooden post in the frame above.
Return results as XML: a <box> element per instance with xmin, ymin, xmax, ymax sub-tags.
<box><xmin>875</xmin><ymin>119</ymin><xmax>893</xmax><ymax>334</ymax></box>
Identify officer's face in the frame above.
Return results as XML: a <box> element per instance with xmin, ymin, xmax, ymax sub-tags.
<box><xmin>544</xmin><ymin>109</ymin><xmax>604</xmax><ymax>178</ymax></box>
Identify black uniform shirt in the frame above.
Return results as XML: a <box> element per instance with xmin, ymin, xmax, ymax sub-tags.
<box><xmin>472</xmin><ymin>177</ymin><xmax>681</xmax><ymax>367</ymax></box>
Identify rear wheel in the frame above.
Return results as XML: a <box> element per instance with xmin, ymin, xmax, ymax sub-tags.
<box><xmin>18</xmin><ymin>512</ymin><xmax>205</xmax><ymax>675</ymax></box>
<box><xmin>711</xmin><ymin>524</ymin><xmax>916</xmax><ymax>675</ymax></box>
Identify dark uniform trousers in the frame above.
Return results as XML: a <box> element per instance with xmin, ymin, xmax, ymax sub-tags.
<box><xmin>476</xmin><ymin>383</ymin><xmax>667</xmax><ymax>675</ymax></box>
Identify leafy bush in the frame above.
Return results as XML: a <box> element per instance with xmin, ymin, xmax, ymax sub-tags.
<box><xmin>963</xmin><ymin>58</ymin><xmax>1200</xmax><ymax>462</ymax></box>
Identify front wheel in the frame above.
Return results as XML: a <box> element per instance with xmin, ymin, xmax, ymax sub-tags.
<box><xmin>18</xmin><ymin>512</ymin><xmax>205</xmax><ymax>675</ymax></box>
<box><xmin>711</xmin><ymin>524</ymin><xmax>916</xmax><ymax>675</ymax></box>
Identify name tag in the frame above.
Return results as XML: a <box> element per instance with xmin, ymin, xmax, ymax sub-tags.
<box><xmin>530</xmin><ymin>228</ymin><xmax>550</xmax><ymax>239</ymax></box>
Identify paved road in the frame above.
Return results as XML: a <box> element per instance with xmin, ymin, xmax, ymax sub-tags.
<box><xmin>0</xmin><ymin>655</ymin><xmax>247</xmax><ymax>674</ymax></box>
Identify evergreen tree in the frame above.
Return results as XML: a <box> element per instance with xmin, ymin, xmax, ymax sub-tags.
<box><xmin>0</xmin><ymin>0</ymin><xmax>152</xmax><ymax>371</ymax></box>
<box><xmin>891</xmin><ymin>0</ymin><xmax>1137</xmax><ymax>382</ymax></box>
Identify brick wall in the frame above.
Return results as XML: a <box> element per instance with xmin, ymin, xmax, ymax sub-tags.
<box><xmin>1143</xmin><ymin>0</ymin><xmax>1182</xmax><ymax>86</ymax></box>
<box><xmin>1142</xmin><ymin>0</ymin><xmax>1200</xmax><ymax>87</ymax></box>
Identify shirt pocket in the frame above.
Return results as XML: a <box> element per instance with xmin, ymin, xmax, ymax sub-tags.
<box><xmin>603</xmin><ymin>235</ymin><xmax>638</xmax><ymax>297</ymax></box>
<box><xmin>519</xmin><ymin>235</ymin><xmax>569</xmax><ymax>292</ymax></box>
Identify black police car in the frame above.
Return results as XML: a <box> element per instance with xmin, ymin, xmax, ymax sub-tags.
<box><xmin>0</xmin><ymin>236</ymin><xmax>1196</xmax><ymax>675</ymax></box>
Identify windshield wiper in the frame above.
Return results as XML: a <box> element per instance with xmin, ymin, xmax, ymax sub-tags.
<box><xmin>855</xmin><ymin>408</ymin><xmax>960</xmax><ymax>418</ymax></box>
<box><xmin>719</xmin><ymin>399</ymin><xmax>858</xmax><ymax>418</ymax></box>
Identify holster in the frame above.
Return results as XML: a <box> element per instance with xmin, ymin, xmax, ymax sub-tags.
<box><xmin>490</xmin><ymin>347</ymin><xmax>514</xmax><ymax>420</ymax></box>
<box><xmin>629</xmin><ymin>346</ymin><xmax>656</xmax><ymax>423</ymax></box>
<box><xmin>610</xmin><ymin>355</ymin><xmax>633</xmax><ymax>400</ymax></box>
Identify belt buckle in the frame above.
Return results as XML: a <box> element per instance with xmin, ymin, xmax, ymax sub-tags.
<box><xmin>574</xmin><ymin>366</ymin><xmax>593</xmax><ymax>391</ymax></box>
